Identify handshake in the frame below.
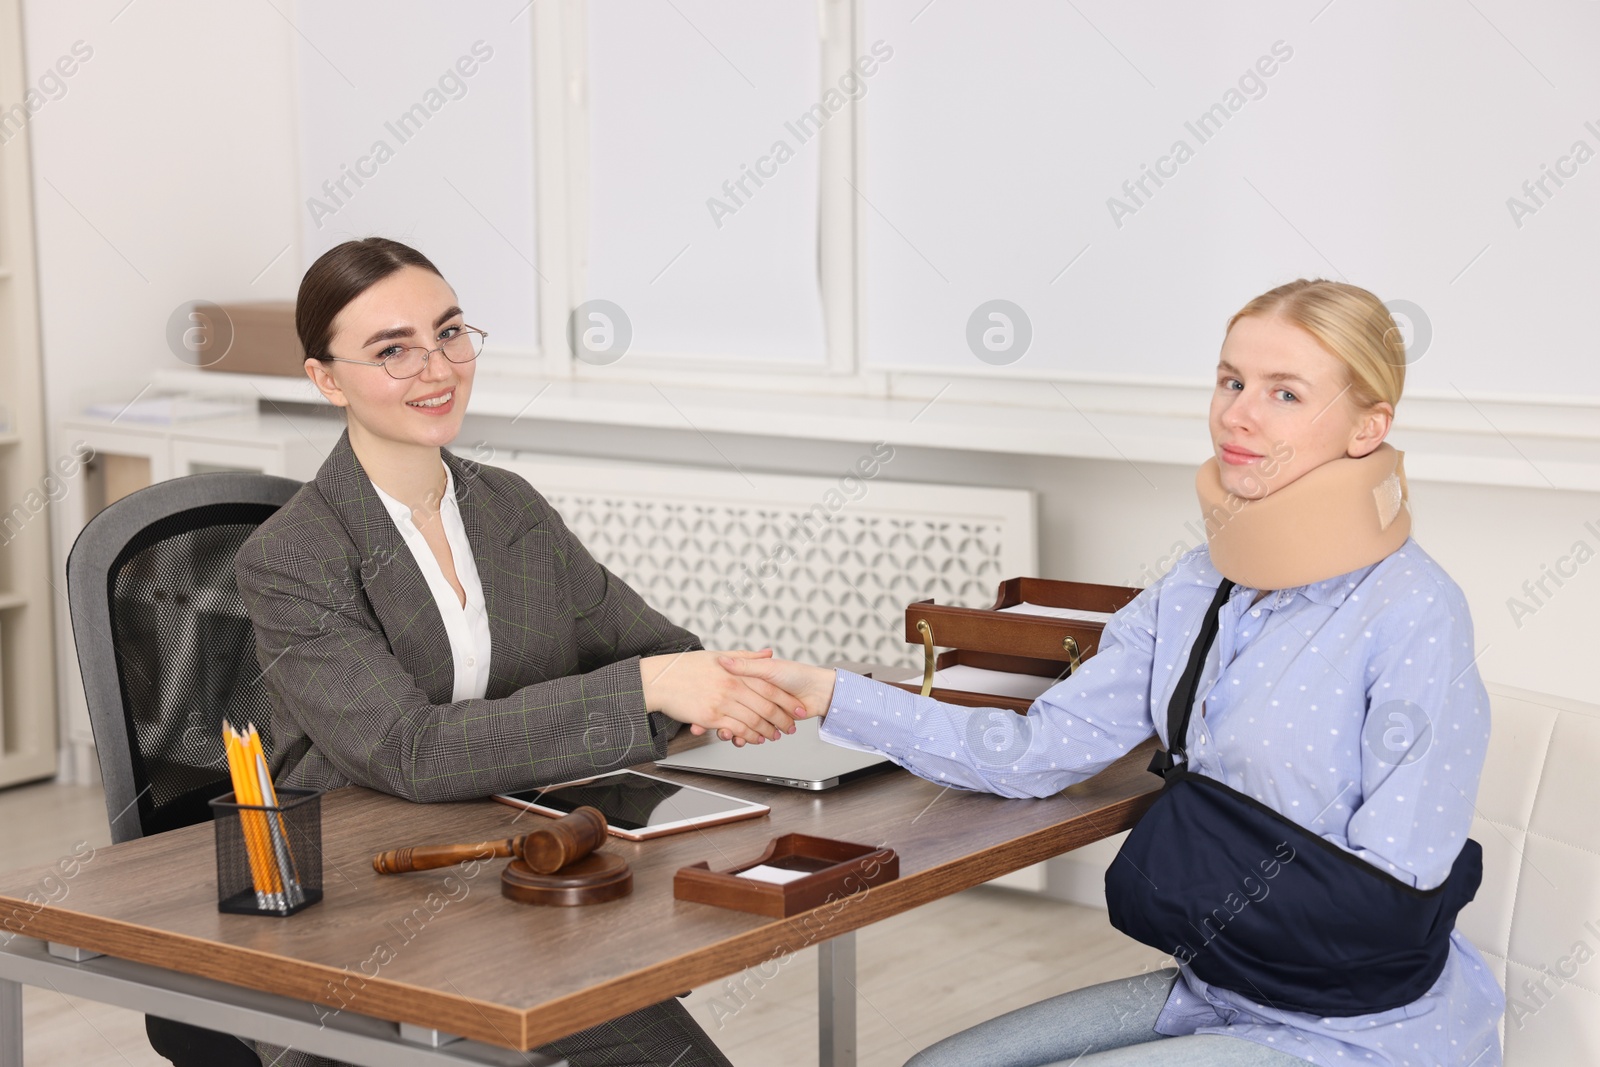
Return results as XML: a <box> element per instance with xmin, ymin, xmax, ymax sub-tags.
<box><xmin>639</xmin><ymin>649</ymin><xmax>839</xmax><ymax>746</ymax></box>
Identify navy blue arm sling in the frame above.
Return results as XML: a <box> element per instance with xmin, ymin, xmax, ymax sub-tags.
<box><xmin>1104</xmin><ymin>578</ymin><xmax>1483</xmax><ymax>1016</ymax></box>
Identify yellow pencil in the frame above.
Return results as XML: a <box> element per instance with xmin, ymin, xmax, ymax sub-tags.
<box><xmin>243</xmin><ymin>726</ymin><xmax>286</xmax><ymax>903</ymax></box>
<box><xmin>248</xmin><ymin>724</ymin><xmax>303</xmax><ymax>906</ymax></box>
<box><xmin>224</xmin><ymin>722</ymin><xmax>277</xmax><ymax>908</ymax></box>
<box><xmin>223</xmin><ymin>723</ymin><xmax>261</xmax><ymax>904</ymax></box>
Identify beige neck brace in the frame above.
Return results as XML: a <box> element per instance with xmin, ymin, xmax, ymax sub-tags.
<box><xmin>1196</xmin><ymin>442</ymin><xmax>1411</xmax><ymax>591</ymax></box>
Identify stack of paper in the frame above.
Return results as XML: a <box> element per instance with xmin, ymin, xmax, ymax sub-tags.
<box><xmin>84</xmin><ymin>396</ymin><xmax>254</xmax><ymax>424</ymax></box>
<box><xmin>998</xmin><ymin>602</ymin><xmax>1114</xmax><ymax>624</ymax></box>
<box><xmin>929</xmin><ymin>664</ymin><xmax>1059</xmax><ymax>701</ymax></box>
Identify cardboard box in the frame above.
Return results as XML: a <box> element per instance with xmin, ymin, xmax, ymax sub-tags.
<box><xmin>195</xmin><ymin>301</ymin><xmax>305</xmax><ymax>377</ymax></box>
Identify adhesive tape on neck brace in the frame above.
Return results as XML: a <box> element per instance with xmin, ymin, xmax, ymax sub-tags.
<box><xmin>1196</xmin><ymin>442</ymin><xmax>1411</xmax><ymax>591</ymax></box>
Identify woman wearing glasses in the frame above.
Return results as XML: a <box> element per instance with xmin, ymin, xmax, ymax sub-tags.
<box><xmin>234</xmin><ymin>237</ymin><xmax>799</xmax><ymax>1067</ymax></box>
<box><xmin>723</xmin><ymin>280</ymin><xmax>1503</xmax><ymax>1066</ymax></box>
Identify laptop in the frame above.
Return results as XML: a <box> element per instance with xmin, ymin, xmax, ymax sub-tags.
<box><xmin>654</xmin><ymin>716</ymin><xmax>892</xmax><ymax>791</ymax></box>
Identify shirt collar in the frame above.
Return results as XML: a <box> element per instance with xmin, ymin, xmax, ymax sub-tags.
<box><xmin>1292</xmin><ymin>568</ymin><xmax>1369</xmax><ymax>608</ymax></box>
<box><xmin>1199</xmin><ymin>538</ymin><xmax>1407</xmax><ymax>610</ymax></box>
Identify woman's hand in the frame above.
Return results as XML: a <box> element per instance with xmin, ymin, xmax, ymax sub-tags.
<box><xmin>640</xmin><ymin>649</ymin><xmax>803</xmax><ymax>745</ymax></box>
<box><xmin>716</xmin><ymin>656</ymin><xmax>837</xmax><ymax>722</ymax></box>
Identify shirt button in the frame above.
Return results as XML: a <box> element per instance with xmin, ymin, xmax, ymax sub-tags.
<box><xmin>465</xmin><ymin>657</ymin><xmax>476</xmax><ymax>667</ymax></box>
<box><xmin>1250</xmin><ymin>609</ymin><xmax>1261</xmax><ymax>618</ymax></box>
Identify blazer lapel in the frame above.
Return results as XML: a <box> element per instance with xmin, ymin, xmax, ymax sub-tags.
<box><xmin>316</xmin><ymin>431</ymin><xmax>455</xmax><ymax>704</ymax></box>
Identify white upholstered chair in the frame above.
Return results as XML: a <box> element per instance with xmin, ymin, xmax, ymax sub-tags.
<box><xmin>1458</xmin><ymin>682</ymin><xmax>1600</xmax><ymax>1064</ymax></box>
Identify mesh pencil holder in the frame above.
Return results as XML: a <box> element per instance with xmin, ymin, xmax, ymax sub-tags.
<box><xmin>209</xmin><ymin>788</ymin><xmax>324</xmax><ymax>916</ymax></box>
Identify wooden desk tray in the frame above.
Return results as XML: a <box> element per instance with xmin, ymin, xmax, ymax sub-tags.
<box><xmin>673</xmin><ymin>834</ymin><xmax>898</xmax><ymax>918</ymax></box>
<box><xmin>890</xmin><ymin>576</ymin><xmax>1141</xmax><ymax>710</ymax></box>
<box><xmin>891</xmin><ymin>649</ymin><xmax>1067</xmax><ymax>713</ymax></box>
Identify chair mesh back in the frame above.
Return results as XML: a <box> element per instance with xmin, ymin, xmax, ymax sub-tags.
<box><xmin>107</xmin><ymin>502</ymin><xmax>281</xmax><ymax>837</ymax></box>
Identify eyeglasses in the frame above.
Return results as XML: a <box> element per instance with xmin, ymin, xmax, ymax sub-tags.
<box><xmin>327</xmin><ymin>325</ymin><xmax>487</xmax><ymax>380</ymax></box>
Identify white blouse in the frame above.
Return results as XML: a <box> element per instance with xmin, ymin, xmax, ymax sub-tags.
<box><xmin>370</xmin><ymin>462</ymin><xmax>492</xmax><ymax>702</ymax></box>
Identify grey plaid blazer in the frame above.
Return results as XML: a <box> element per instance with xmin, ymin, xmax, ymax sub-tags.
<box><xmin>234</xmin><ymin>431</ymin><xmax>700</xmax><ymax>802</ymax></box>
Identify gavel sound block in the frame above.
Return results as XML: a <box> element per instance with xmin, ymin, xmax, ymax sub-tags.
<box><xmin>372</xmin><ymin>806</ymin><xmax>632</xmax><ymax>906</ymax></box>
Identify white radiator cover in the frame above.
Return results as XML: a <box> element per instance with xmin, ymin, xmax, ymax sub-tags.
<box><xmin>491</xmin><ymin>450</ymin><xmax>1038</xmax><ymax>673</ymax></box>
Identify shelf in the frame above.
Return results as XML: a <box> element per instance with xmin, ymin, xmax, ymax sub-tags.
<box><xmin>151</xmin><ymin>368</ymin><xmax>1600</xmax><ymax>494</ymax></box>
<box><xmin>0</xmin><ymin>0</ymin><xmax>60</xmax><ymax>788</ymax></box>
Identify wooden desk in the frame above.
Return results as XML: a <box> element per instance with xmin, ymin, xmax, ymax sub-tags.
<box><xmin>0</xmin><ymin>740</ymin><xmax>1161</xmax><ymax>1066</ymax></box>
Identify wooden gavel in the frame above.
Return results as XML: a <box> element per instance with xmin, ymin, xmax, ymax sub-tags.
<box><xmin>373</xmin><ymin>806</ymin><xmax>608</xmax><ymax>876</ymax></box>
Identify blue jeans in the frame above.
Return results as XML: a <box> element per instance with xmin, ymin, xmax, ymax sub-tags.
<box><xmin>904</xmin><ymin>969</ymin><xmax>1306</xmax><ymax>1067</ymax></box>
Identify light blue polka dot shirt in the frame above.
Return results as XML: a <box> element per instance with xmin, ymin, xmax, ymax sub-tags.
<box><xmin>821</xmin><ymin>537</ymin><xmax>1504</xmax><ymax>1066</ymax></box>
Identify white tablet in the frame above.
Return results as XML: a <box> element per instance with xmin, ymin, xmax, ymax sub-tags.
<box><xmin>493</xmin><ymin>769</ymin><xmax>770</xmax><ymax>840</ymax></box>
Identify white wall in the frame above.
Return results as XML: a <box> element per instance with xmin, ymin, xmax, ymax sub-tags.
<box><xmin>861</xmin><ymin>0</ymin><xmax>1600</xmax><ymax>398</ymax></box>
<box><xmin>24</xmin><ymin>0</ymin><xmax>301</xmax><ymax>431</ymax></box>
<box><xmin>294</xmin><ymin>2</ymin><xmax>540</xmax><ymax>352</ymax></box>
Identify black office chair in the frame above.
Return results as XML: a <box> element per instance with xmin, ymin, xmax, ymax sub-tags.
<box><xmin>66</xmin><ymin>471</ymin><xmax>303</xmax><ymax>1067</ymax></box>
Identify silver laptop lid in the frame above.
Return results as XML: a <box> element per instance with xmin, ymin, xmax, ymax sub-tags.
<box><xmin>654</xmin><ymin>716</ymin><xmax>890</xmax><ymax>791</ymax></box>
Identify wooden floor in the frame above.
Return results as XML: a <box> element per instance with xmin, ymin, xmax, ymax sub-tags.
<box><xmin>3</xmin><ymin>779</ymin><xmax>1166</xmax><ymax>1067</ymax></box>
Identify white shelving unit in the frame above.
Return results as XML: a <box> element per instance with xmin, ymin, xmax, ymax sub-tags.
<box><xmin>0</xmin><ymin>0</ymin><xmax>60</xmax><ymax>787</ymax></box>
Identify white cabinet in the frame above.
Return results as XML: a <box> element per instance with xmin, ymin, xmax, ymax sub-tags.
<box><xmin>59</xmin><ymin>412</ymin><xmax>338</xmax><ymax>513</ymax></box>
<box><xmin>52</xmin><ymin>412</ymin><xmax>343</xmax><ymax>783</ymax></box>
<box><xmin>167</xmin><ymin>430</ymin><xmax>324</xmax><ymax>479</ymax></box>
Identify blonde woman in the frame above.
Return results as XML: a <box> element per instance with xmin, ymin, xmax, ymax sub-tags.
<box><xmin>727</xmin><ymin>280</ymin><xmax>1503</xmax><ymax>1066</ymax></box>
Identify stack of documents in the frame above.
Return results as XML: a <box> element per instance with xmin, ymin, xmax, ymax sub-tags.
<box><xmin>84</xmin><ymin>396</ymin><xmax>254</xmax><ymax>424</ymax></box>
<box><xmin>928</xmin><ymin>664</ymin><xmax>1059</xmax><ymax>701</ymax></box>
<box><xmin>998</xmin><ymin>602</ymin><xmax>1114</xmax><ymax>624</ymax></box>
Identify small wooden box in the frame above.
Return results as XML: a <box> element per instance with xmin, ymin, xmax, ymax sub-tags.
<box><xmin>890</xmin><ymin>576</ymin><xmax>1142</xmax><ymax>712</ymax></box>
<box><xmin>673</xmin><ymin>835</ymin><xmax>898</xmax><ymax>918</ymax></box>
<box><xmin>196</xmin><ymin>301</ymin><xmax>306</xmax><ymax>377</ymax></box>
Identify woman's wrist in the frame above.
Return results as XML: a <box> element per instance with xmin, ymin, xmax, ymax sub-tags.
<box><xmin>806</xmin><ymin>666</ymin><xmax>839</xmax><ymax>720</ymax></box>
<box><xmin>637</xmin><ymin>653</ymin><xmax>675</xmax><ymax>714</ymax></box>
